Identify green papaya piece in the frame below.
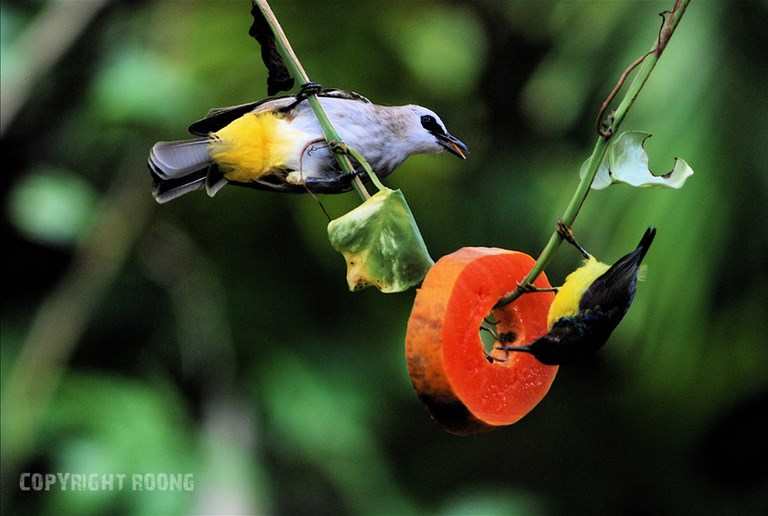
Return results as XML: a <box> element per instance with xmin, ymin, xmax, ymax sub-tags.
<box><xmin>328</xmin><ymin>188</ymin><xmax>434</xmax><ymax>293</ymax></box>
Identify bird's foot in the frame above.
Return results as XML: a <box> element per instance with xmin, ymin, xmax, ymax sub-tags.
<box><xmin>517</xmin><ymin>281</ymin><xmax>559</xmax><ymax>294</ymax></box>
<box><xmin>328</xmin><ymin>140</ymin><xmax>351</xmax><ymax>156</ymax></box>
<box><xmin>598</xmin><ymin>111</ymin><xmax>615</xmax><ymax>139</ymax></box>
<box><xmin>280</xmin><ymin>82</ymin><xmax>325</xmax><ymax>112</ymax></box>
<box><xmin>297</xmin><ymin>81</ymin><xmax>323</xmax><ymax>99</ymax></box>
<box><xmin>304</xmin><ymin>172</ymin><xmax>357</xmax><ymax>193</ymax></box>
<box><xmin>556</xmin><ymin>220</ymin><xmax>591</xmax><ymax>259</ymax></box>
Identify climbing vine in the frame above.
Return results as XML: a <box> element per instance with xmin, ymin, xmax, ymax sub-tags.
<box><xmin>251</xmin><ymin>0</ymin><xmax>694</xmax><ymax>433</ymax></box>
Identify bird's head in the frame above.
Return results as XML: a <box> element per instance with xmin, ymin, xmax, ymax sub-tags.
<box><xmin>400</xmin><ymin>106</ymin><xmax>468</xmax><ymax>159</ymax></box>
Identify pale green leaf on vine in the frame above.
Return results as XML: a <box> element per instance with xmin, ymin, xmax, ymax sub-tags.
<box><xmin>581</xmin><ymin>131</ymin><xmax>694</xmax><ymax>190</ymax></box>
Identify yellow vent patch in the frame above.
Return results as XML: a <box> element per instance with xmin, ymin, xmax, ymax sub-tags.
<box><xmin>209</xmin><ymin>113</ymin><xmax>304</xmax><ymax>182</ymax></box>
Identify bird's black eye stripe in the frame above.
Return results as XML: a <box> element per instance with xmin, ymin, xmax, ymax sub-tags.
<box><xmin>420</xmin><ymin>115</ymin><xmax>443</xmax><ymax>134</ymax></box>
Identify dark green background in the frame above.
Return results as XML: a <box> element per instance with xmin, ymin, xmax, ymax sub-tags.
<box><xmin>2</xmin><ymin>1</ymin><xmax>766</xmax><ymax>515</ymax></box>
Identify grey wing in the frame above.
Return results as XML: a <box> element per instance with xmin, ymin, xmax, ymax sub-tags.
<box><xmin>187</xmin><ymin>89</ymin><xmax>371</xmax><ymax>136</ymax></box>
<box><xmin>187</xmin><ymin>96</ymin><xmax>296</xmax><ymax>136</ymax></box>
<box><xmin>316</xmin><ymin>88</ymin><xmax>371</xmax><ymax>104</ymax></box>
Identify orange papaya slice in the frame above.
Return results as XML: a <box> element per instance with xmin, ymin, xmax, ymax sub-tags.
<box><xmin>406</xmin><ymin>247</ymin><xmax>557</xmax><ymax>434</ymax></box>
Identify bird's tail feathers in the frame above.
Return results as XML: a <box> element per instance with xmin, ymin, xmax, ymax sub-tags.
<box><xmin>612</xmin><ymin>227</ymin><xmax>657</xmax><ymax>272</ymax></box>
<box><xmin>205</xmin><ymin>166</ymin><xmax>228</xmax><ymax>197</ymax></box>
<box><xmin>632</xmin><ymin>226</ymin><xmax>657</xmax><ymax>265</ymax></box>
<box><xmin>151</xmin><ymin>168</ymin><xmax>207</xmax><ymax>203</ymax></box>
<box><xmin>588</xmin><ymin>226</ymin><xmax>657</xmax><ymax>294</ymax></box>
<box><xmin>150</xmin><ymin>138</ymin><xmax>212</xmax><ymax>179</ymax></box>
<box><xmin>149</xmin><ymin>138</ymin><xmax>226</xmax><ymax>203</ymax></box>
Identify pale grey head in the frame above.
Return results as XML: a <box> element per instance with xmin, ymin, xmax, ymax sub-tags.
<box><xmin>395</xmin><ymin>105</ymin><xmax>469</xmax><ymax>159</ymax></box>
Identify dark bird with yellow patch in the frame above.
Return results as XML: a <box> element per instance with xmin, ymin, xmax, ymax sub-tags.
<box><xmin>499</xmin><ymin>226</ymin><xmax>657</xmax><ymax>365</ymax></box>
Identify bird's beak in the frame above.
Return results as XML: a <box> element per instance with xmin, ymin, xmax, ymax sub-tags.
<box><xmin>437</xmin><ymin>133</ymin><xmax>469</xmax><ymax>160</ymax></box>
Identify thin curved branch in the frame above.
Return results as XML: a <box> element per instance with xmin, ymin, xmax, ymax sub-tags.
<box><xmin>496</xmin><ymin>0</ymin><xmax>692</xmax><ymax>309</ymax></box>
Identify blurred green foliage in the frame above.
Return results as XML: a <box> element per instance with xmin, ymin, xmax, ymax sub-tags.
<box><xmin>2</xmin><ymin>1</ymin><xmax>767</xmax><ymax>515</ymax></box>
<box><xmin>8</xmin><ymin>169</ymin><xmax>97</xmax><ymax>245</ymax></box>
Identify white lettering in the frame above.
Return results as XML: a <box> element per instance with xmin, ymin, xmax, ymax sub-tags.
<box><xmin>57</xmin><ymin>472</ymin><xmax>70</xmax><ymax>490</ymax></box>
<box><xmin>71</xmin><ymin>474</ymin><xmax>84</xmax><ymax>491</ymax></box>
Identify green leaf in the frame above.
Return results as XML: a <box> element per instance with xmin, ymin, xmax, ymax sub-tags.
<box><xmin>581</xmin><ymin>131</ymin><xmax>694</xmax><ymax>190</ymax></box>
<box><xmin>327</xmin><ymin>188</ymin><xmax>434</xmax><ymax>293</ymax></box>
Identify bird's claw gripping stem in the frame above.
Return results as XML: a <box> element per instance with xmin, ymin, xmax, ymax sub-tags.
<box><xmin>517</xmin><ymin>281</ymin><xmax>558</xmax><ymax>294</ymax></box>
<box><xmin>598</xmin><ymin>111</ymin><xmax>615</xmax><ymax>139</ymax></box>
<box><xmin>303</xmin><ymin>170</ymin><xmax>363</xmax><ymax>193</ymax></box>
<box><xmin>327</xmin><ymin>137</ymin><xmax>386</xmax><ymax>193</ymax></box>
<box><xmin>556</xmin><ymin>220</ymin><xmax>591</xmax><ymax>259</ymax></box>
<box><xmin>281</xmin><ymin>82</ymin><xmax>325</xmax><ymax>112</ymax></box>
<box><xmin>297</xmin><ymin>81</ymin><xmax>323</xmax><ymax>98</ymax></box>
<box><xmin>328</xmin><ymin>140</ymin><xmax>350</xmax><ymax>156</ymax></box>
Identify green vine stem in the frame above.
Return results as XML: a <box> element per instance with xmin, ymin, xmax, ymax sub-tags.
<box><xmin>345</xmin><ymin>145</ymin><xmax>387</xmax><ymax>192</ymax></box>
<box><xmin>496</xmin><ymin>0</ymin><xmax>691</xmax><ymax>309</ymax></box>
<box><xmin>253</xmin><ymin>0</ymin><xmax>378</xmax><ymax>201</ymax></box>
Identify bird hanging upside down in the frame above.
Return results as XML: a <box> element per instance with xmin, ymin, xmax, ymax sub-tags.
<box><xmin>498</xmin><ymin>225</ymin><xmax>657</xmax><ymax>365</ymax></box>
<box><xmin>148</xmin><ymin>87</ymin><xmax>468</xmax><ymax>203</ymax></box>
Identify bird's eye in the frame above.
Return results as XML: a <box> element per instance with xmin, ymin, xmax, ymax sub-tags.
<box><xmin>420</xmin><ymin>115</ymin><xmax>443</xmax><ymax>134</ymax></box>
